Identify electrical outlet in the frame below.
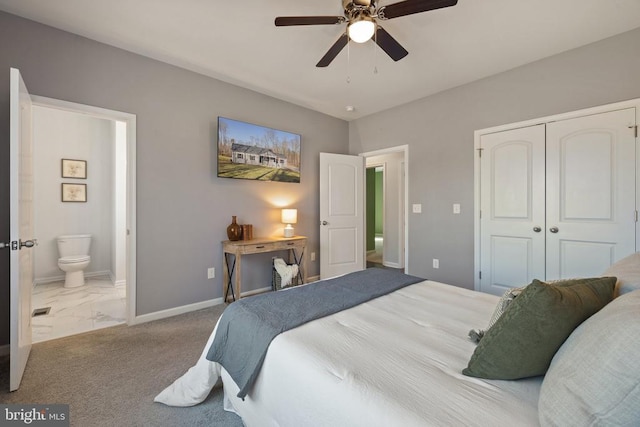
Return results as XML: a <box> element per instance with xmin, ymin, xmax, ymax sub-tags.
<box><xmin>311</xmin><ymin>252</ymin><xmax>316</xmax><ymax>261</ymax></box>
<box><xmin>207</xmin><ymin>268</ymin><xmax>215</xmax><ymax>279</ymax></box>
<box><xmin>432</xmin><ymin>259</ymin><xmax>439</xmax><ymax>269</ymax></box>
<box><xmin>453</xmin><ymin>203</ymin><xmax>461</xmax><ymax>214</ymax></box>
<box><xmin>412</xmin><ymin>204</ymin><xmax>422</xmax><ymax>213</ymax></box>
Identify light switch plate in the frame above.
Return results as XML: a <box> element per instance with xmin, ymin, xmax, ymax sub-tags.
<box><xmin>453</xmin><ymin>203</ymin><xmax>461</xmax><ymax>214</ymax></box>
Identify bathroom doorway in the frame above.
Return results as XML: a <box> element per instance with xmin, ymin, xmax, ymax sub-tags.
<box><xmin>362</xmin><ymin>146</ymin><xmax>407</xmax><ymax>272</ymax></box>
<box><xmin>29</xmin><ymin>97</ymin><xmax>136</xmax><ymax>343</ymax></box>
<box><xmin>366</xmin><ymin>166</ymin><xmax>385</xmax><ymax>268</ymax></box>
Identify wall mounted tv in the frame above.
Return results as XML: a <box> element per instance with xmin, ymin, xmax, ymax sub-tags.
<box><xmin>217</xmin><ymin>117</ymin><xmax>301</xmax><ymax>183</ymax></box>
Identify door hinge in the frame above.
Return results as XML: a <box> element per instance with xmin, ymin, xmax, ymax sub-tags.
<box><xmin>479</xmin><ymin>271</ymin><xmax>482</xmax><ymax>279</ymax></box>
<box><xmin>636</xmin><ymin>210</ymin><xmax>638</xmax><ymax>222</ymax></box>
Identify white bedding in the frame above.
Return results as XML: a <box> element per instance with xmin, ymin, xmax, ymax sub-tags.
<box><xmin>156</xmin><ymin>280</ymin><xmax>542</xmax><ymax>426</ymax></box>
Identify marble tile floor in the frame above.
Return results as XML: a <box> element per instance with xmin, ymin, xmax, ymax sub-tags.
<box><xmin>31</xmin><ymin>275</ymin><xmax>126</xmax><ymax>343</ymax></box>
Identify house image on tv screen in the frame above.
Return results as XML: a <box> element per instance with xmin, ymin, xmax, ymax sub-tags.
<box><xmin>231</xmin><ymin>142</ymin><xmax>286</xmax><ymax>168</ymax></box>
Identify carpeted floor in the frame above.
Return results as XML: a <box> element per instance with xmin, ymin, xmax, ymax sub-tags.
<box><xmin>0</xmin><ymin>305</ymin><xmax>243</xmax><ymax>427</ymax></box>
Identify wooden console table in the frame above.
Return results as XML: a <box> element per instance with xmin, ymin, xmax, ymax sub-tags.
<box><xmin>222</xmin><ymin>236</ymin><xmax>307</xmax><ymax>303</ymax></box>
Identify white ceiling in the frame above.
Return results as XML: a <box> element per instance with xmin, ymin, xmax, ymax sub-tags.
<box><xmin>2</xmin><ymin>0</ymin><xmax>640</xmax><ymax>121</ymax></box>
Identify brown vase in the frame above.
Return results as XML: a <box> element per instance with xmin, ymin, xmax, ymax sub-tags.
<box><xmin>227</xmin><ymin>216</ymin><xmax>241</xmax><ymax>241</ymax></box>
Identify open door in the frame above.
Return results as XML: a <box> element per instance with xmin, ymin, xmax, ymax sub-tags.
<box><xmin>9</xmin><ymin>68</ymin><xmax>35</xmax><ymax>391</ymax></box>
<box><xmin>319</xmin><ymin>153</ymin><xmax>365</xmax><ymax>279</ymax></box>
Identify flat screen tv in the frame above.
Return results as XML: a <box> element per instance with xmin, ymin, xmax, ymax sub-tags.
<box><xmin>217</xmin><ymin>117</ymin><xmax>301</xmax><ymax>183</ymax></box>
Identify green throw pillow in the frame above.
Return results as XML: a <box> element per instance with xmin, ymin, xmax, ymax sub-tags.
<box><xmin>462</xmin><ymin>276</ymin><xmax>616</xmax><ymax>380</ymax></box>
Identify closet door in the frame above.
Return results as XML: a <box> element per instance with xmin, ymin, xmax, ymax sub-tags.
<box><xmin>546</xmin><ymin>108</ymin><xmax>637</xmax><ymax>279</ymax></box>
<box><xmin>479</xmin><ymin>125</ymin><xmax>546</xmax><ymax>295</ymax></box>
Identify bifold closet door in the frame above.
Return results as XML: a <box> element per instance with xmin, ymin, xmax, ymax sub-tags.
<box><xmin>479</xmin><ymin>125</ymin><xmax>546</xmax><ymax>295</ymax></box>
<box><xmin>545</xmin><ymin>108</ymin><xmax>637</xmax><ymax>279</ymax></box>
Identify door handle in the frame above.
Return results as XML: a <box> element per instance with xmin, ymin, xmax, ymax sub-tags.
<box><xmin>533</xmin><ymin>227</ymin><xmax>541</xmax><ymax>233</ymax></box>
<box><xmin>321</xmin><ymin>221</ymin><xmax>329</xmax><ymax>226</ymax></box>
<box><xmin>19</xmin><ymin>239</ymin><xmax>38</xmax><ymax>249</ymax></box>
<box><xmin>549</xmin><ymin>227</ymin><xmax>559</xmax><ymax>233</ymax></box>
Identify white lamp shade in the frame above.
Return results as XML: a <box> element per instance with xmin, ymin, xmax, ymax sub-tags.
<box><xmin>281</xmin><ymin>209</ymin><xmax>298</xmax><ymax>225</ymax></box>
<box><xmin>348</xmin><ymin>19</ymin><xmax>375</xmax><ymax>43</ymax></box>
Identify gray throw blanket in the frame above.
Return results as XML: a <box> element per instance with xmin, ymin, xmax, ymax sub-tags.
<box><xmin>206</xmin><ymin>268</ymin><xmax>424</xmax><ymax>398</ymax></box>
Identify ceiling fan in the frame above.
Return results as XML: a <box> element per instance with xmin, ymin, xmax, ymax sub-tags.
<box><xmin>275</xmin><ymin>0</ymin><xmax>458</xmax><ymax>67</ymax></box>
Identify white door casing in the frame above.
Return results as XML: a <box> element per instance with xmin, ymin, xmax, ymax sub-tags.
<box><xmin>319</xmin><ymin>153</ymin><xmax>365</xmax><ymax>279</ymax></box>
<box><xmin>546</xmin><ymin>108</ymin><xmax>637</xmax><ymax>279</ymax></box>
<box><xmin>9</xmin><ymin>68</ymin><xmax>34</xmax><ymax>391</ymax></box>
<box><xmin>479</xmin><ymin>125</ymin><xmax>546</xmax><ymax>295</ymax></box>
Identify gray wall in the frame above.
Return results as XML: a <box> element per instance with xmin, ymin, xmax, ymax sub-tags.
<box><xmin>0</xmin><ymin>12</ymin><xmax>349</xmax><ymax>346</ymax></box>
<box><xmin>350</xmin><ymin>27</ymin><xmax>640</xmax><ymax>289</ymax></box>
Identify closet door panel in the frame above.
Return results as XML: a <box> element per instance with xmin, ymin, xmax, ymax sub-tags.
<box><xmin>546</xmin><ymin>108</ymin><xmax>636</xmax><ymax>279</ymax></box>
<box><xmin>559</xmin><ymin>241</ymin><xmax>615</xmax><ymax>279</ymax></box>
<box><xmin>489</xmin><ymin>236</ymin><xmax>534</xmax><ymax>288</ymax></box>
<box><xmin>479</xmin><ymin>125</ymin><xmax>546</xmax><ymax>295</ymax></box>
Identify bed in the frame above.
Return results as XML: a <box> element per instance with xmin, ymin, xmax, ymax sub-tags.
<box><xmin>156</xmin><ymin>256</ymin><xmax>640</xmax><ymax>426</ymax></box>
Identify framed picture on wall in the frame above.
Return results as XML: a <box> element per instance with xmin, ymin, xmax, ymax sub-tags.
<box><xmin>61</xmin><ymin>183</ymin><xmax>87</xmax><ymax>202</ymax></box>
<box><xmin>61</xmin><ymin>159</ymin><xmax>87</xmax><ymax>179</ymax></box>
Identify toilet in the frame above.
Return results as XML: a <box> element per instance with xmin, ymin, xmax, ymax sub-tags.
<box><xmin>57</xmin><ymin>234</ymin><xmax>92</xmax><ymax>288</ymax></box>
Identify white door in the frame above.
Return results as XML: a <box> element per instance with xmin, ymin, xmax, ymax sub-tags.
<box><xmin>479</xmin><ymin>125</ymin><xmax>546</xmax><ymax>295</ymax></box>
<box><xmin>319</xmin><ymin>153</ymin><xmax>365</xmax><ymax>279</ymax></box>
<box><xmin>546</xmin><ymin>108</ymin><xmax>637</xmax><ymax>279</ymax></box>
<box><xmin>9</xmin><ymin>68</ymin><xmax>35</xmax><ymax>391</ymax></box>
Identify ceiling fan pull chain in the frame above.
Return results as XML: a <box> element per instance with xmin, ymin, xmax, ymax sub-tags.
<box><xmin>373</xmin><ymin>25</ymin><xmax>378</xmax><ymax>75</ymax></box>
<box><xmin>346</xmin><ymin>39</ymin><xmax>351</xmax><ymax>83</ymax></box>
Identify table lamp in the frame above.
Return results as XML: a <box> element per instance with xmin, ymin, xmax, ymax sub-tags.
<box><xmin>281</xmin><ymin>209</ymin><xmax>297</xmax><ymax>238</ymax></box>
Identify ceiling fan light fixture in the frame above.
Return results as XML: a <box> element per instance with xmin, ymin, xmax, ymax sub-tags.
<box><xmin>347</xmin><ymin>16</ymin><xmax>375</xmax><ymax>43</ymax></box>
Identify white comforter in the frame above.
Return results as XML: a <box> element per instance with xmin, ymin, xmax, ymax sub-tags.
<box><xmin>156</xmin><ymin>280</ymin><xmax>542</xmax><ymax>426</ymax></box>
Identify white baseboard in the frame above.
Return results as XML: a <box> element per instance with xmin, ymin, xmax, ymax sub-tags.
<box><xmin>0</xmin><ymin>344</ymin><xmax>9</xmax><ymax>357</ymax></box>
<box><xmin>131</xmin><ymin>298</ymin><xmax>224</xmax><ymax>325</ymax></box>
<box><xmin>34</xmin><ymin>270</ymin><xmax>113</xmax><ymax>286</ymax></box>
<box><xmin>86</xmin><ymin>271</ymin><xmax>112</xmax><ymax>280</ymax></box>
<box><xmin>129</xmin><ymin>285</ymin><xmax>286</xmax><ymax>326</ymax></box>
<box><xmin>241</xmin><ymin>286</ymin><xmax>272</xmax><ymax>297</ymax></box>
<box><xmin>383</xmin><ymin>262</ymin><xmax>402</xmax><ymax>269</ymax></box>
<box><xmin>34</xmin><ymin>274</ymin><xmax>66</xmax><ymax>285</ymax></box>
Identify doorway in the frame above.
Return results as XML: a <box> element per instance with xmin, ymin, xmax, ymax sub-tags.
<box><xmin>366</xmin><ymin>166</ymin><xmax>384</xmax><ymax>268</ymax></box>
<box><xmin>362</xmin><ymin>145</ymin><xmax>408</xmax><ymax>272</ymax></box>
<box><xmin>29</xmin><ymin>97</ymin><xmax>136</xmax><ymax>342</ymax></box>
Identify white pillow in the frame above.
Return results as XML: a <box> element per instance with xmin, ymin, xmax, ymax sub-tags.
<box><xmin>538</xmin><ymin>290</ymin><xmax>640</xmax><ymax>426</ymax></box>
<box><xmin>603</xmin><ymin>252</ymin><xmax>640</xmax><ymax>296</ymax></box>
